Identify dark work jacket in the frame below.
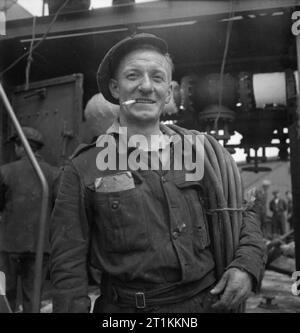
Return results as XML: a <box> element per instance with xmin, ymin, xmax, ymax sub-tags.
<box><xmin>0</xmin><ymin>154</ymin><xmax>60</xmax><ymax>253</ymax></box>
<box><xmin>269</xmin><ymin>198</ymin><xmax>287</xmax><ymax>216</ymax></box>
<box><xmin>49</xmin><ymin>125</ymin><xmax>266</xmax><ymax>313</ymax></box>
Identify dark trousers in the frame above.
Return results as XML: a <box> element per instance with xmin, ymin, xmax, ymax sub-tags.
<box><xmin>0</xmin><ymin>252</ymin><xmax>49</xmax><ymax>313</ymax></box>
<box><xmin>271</xmin><ymin>213</ymin><xmax>286</xmax><ymax>235</ymax></box>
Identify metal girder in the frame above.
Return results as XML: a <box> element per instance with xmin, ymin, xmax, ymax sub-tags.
<box><xmin>289</xmin><ymin>33</ymin><xmax>300</xmax><ymax>271</ymax></box>
<box><xmin>3</xmin><ymin>0</ymin><xmax>299</xmax><ymax>41</ymax></box>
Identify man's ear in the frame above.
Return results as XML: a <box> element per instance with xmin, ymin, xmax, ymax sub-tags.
<box><xmin>165</xmin><ymin>82</ymin><xmax>172</xmax><ymax>104</ymax></box>
<box><xmin>109</xmin><ymin>78</ymin><xmax>120</xmax><ymax>100</ymax></box>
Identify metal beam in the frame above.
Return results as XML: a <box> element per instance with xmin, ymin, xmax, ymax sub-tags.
<box><xmin>176</xmin><ymin>55</ymin><xmax>295</xmax><ymax>70</ymax></box>
<box><xmin>3</xmin><ymin>0</ymin><xmax>299</xmax><ymax>41</ymax></box>
<box><xmin>289</xmin><ymin>33</ymin><xmax>300</xmax><ymax>271</ymax></box>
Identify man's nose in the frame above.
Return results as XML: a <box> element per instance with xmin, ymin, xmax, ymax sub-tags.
<box><xmin>138</xmin><ymin>74</ymin><xmax>153</xmax><ymax>93</ymax></box>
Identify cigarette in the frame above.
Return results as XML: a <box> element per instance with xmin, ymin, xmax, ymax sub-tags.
<box><xmin>122</xmin><ymin>99</ymin><xmax>136</xmax><ymax>106</ymax></box>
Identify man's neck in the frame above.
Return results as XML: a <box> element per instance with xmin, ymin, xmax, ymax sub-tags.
<box><xmin>119</xmin><ymin>116</ymin><xmax>161</xmax><ymax>141</ymax></box>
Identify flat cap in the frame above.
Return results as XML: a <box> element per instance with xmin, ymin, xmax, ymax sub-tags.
<box><xmin>9</xmin><ymin>126</ymin><xmax>44</xmax><ymax>147</ymax></box>
<box><xmin>96</xmin><ymin>33</ymin><xmax>168</xmax><ymax>104</ymax></box>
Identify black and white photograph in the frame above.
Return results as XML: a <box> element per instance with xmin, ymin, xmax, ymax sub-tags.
<box><xmin>0</xmin><ymin>0</ymin><xmax>300</xmax><ymax>319</ymax></box>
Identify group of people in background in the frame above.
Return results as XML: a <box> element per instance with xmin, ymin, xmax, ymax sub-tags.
<box><xmin>256</xmin><ymin>179</ymin><xmax>293</xmax><ymax>240</ymax></box>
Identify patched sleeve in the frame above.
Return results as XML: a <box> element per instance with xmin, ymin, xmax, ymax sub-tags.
<box><xmin>49</xmin><ymin>161</ymin><xmax>91</xmax><ymax>313</ymax></box>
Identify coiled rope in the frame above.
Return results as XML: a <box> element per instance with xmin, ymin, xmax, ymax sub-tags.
<box><xmin>167</xmin><ymin>124</ymin><xmax>244</xmax><ymax>279</ymax></box>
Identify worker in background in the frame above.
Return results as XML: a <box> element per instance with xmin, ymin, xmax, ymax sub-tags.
<box><xmin>0</xmin><ymin>127</ymin><xmax>60</xmax><ymax>312</ymax></box>
<box><xmin>49</xmin><ymin>33</ymin><xmax>266</xmax><ymax>313</ymax></box>
<box><xmin>255</xmin><ymin>179</ymin><xmax>271</xmax><ymax>238</ymax></box>
<box><xmin>269</xmin><ymin>190</ymin><xmax>287</xmax><ymax>236</ymax></box>
<box><xmin>285</xmin><ymin>190</ymin><xmax>293</xmax><ymax>231</ymax></box>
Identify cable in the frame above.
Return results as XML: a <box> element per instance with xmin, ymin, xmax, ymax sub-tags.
<box><xmin>0</xmin><ymin>0</ymin><xmax>70</xmax><ymax>79</ymax></box>
<box><xmin>25</xmin><ymin>16</ymin><xmax>36</xmax><ymax>90</ymax></box>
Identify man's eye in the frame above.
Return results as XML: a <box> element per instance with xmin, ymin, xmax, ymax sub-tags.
<box><xmin>127</xmin><ymin>73</ymin><xmax>138</xmax><ymax>80</ymax></box>
<box><xmin>153</xmin><ymin>75</ymin><xmax>164</xmax><ymax>82</ymax></box>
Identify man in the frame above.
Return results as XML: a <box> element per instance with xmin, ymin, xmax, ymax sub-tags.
<box><xmin>255</xmin><ymin>179</ymin><xmax>271</xmax><ymax>238</ymax></box>
<box><xmin>0</xmin><ymin>127</ymin><xmax>59</xmax><ymax>312</ymax></box>
<box><xmin>285</xmin><ymin>190</ymin><xmax>293</xmax><ymax>230</ymax></box>
<box><xmin>269</xmin><ymin>190</ymin><xmax>287</xmax><ymax>236</ymax></box>
<box><xmin>50</xmin><ymin>33</ymin><xmax>266</xmax><ymax>313</ymax></box>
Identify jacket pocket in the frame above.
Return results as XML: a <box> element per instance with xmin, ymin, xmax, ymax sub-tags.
<box><xmin>173</xmin><ymin>179</ymin><xmax>210</xmax><ymax>251</ymax></box>
<box><xmin>90</xmin><ymin>185</ymin><xmax>149</xmax><ymax>253</ymax></box>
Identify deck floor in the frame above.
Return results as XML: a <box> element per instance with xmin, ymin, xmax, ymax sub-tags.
<box><xmin>246</xmin><ymin>270</ymin><xmax>300</xmax><ymax>313</ymax></box>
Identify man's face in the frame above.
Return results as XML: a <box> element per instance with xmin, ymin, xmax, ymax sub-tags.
<box><xmin>14</xmin><ymin>143</ymin><xmax>24</xmax><ymax>158</ymax></box>
<box><xmin>262</xmin><ymin>184</ymin><xmax>269</xmax><ymax>192</ymax></box>
<box><xmin>109</xmin><ymin>48</ymin><xmax>172</xmax><ymax>124</ymax></box>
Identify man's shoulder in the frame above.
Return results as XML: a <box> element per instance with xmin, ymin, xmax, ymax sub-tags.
<box><xmin>0</xmin><ymin>160</ymin><xmax>22</xmax><ymax>174</ymax></box>
<box><xmin>69</xmin><ymin>141</ymin><xmax>105</xmax><ymax>177</ymax></box>
<box><xmin>70</xmin><ymin>142</ymin><xmax>97</xmax><ymax>160</ymax></box>
<box><xmin>67</xmin><ymin>140</ymin><xmax>117</xmax><ymax>185</ymax></box>
<box><xmin>39</xmin><ymin>160</ymin><xmax>60</xmax><ymax>177</ymax></box>
<box><xmin>71</xmin><ymin>134</ymin><xmax>118</xmax><ymax>163</ymax></box>
<box><xmin>161</xmin><ymin>123</ymin><xmax>204</xmax><ymax>136</ymax></box>
<box><xmin>162</xmin><ymin>123</ymin><xmax>216</xmax><ymax>144</ymax></box>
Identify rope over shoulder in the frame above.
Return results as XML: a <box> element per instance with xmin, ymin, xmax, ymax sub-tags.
<box><xmin>165</xmin><ymin>123</ymin><xmax>244</xmax><ymax>282</ymax></box>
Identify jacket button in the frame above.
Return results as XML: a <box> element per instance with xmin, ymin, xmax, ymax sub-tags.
<box><xmin>161</xmin><ymin>176</ymin><xmax>166</xmax><ymax>183</ymax></box>
<box><xmin>172</xmin><ymin>231</ymin><xmax>179</xmax><ymax>239</ymax></box>
<box><xmin>111</xmin><ymin>201</ymin><xmax>119</xmax><ymax>209</ymax></box>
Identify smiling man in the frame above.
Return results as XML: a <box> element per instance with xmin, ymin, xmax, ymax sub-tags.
<box><xmin>49</xmin><ymin>33</ymin><xmax>266</xmax><ymax>313</ymax></box>
<box><xmin>110</xmin><ymin>47</ymin><xmax>172</xmax><ymax>124</ymax></box>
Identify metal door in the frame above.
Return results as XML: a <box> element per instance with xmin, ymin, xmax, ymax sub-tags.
<box><xmin>6</xmin><ymin>74</ymin><xmax>83</xmax><ymax>166</ymax></box>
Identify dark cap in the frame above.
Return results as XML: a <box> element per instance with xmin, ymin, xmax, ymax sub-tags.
<box><xmin>96</xmin><ymin>33</ymin><xmax>168</xmax><ymax>104</ymax></box>
<box><xmin>9</xmin><ymin>126</ymin><xmax>44</xmax><ymax>147</ymax></box>
<box><xmin>262</xmin><ymin>179</ymin><xmax>271</xmax><ymax>187</ymax></box>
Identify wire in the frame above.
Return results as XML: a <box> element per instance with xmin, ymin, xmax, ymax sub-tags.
<box><xmin>25</xmin><ymin>16</ymin><xmax>36</xmax><ymax>90</ymax></box>
<box><xmin>0</xmin><ymin>0</ymin><xmax>70</xmax><ymax>79</ymax></box>
<box><xmin>213</xmin><ymin>0</ymin><xmax>235</xmax><ymax>132</ymax></box>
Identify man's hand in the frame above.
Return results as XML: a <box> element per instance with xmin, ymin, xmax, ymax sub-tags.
<box><xmin>210</xmin><ymin>267</ymin><xmax>253</xmax><ymax>311</ymax></box>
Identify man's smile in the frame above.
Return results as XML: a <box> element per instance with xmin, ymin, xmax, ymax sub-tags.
<box><xmin>135</xmin><ymin>98</ymin><xmax>156</xmax><ymax>104</ymax></box>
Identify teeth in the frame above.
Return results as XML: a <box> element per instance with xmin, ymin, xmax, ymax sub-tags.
<box><xmin>136</xmin><ymin>99</ymin><xmax>155</xmax><ymax>103</ymax></box>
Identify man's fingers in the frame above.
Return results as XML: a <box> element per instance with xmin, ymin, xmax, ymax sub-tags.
<box><xmin>210</xmin><ymin>273</ymin><xmax>228</xmax><ymax>295</ymax></box>
<box><xmin>228</xmin><ymin>287</ymin><xmax>250</xmax><ymax>309</ymax></box>
<box><xmin>222</xmin><ymin>283</ymin><xmax>251</xmax><ymax>310</ymax></box>
<box><xmin>229</xmin><ymin>293</ymin><xmax>246</xmax><ymax>309</ymax></box>
<box><xmin>212</xmin><ymin>285</ymin><xmax>236</xmax><ymax>309</ymax></box>
<box><xmin>210</xmin><ymin>268</ymin><xmax>253</xmax><ymax>311</ymax></box>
